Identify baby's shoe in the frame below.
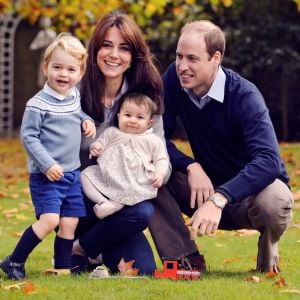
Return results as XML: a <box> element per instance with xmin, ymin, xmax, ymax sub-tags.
<box><xmin>89</xmin><ymin>266</ymin><xmax>110</xmax><ymax>279</ymax></box>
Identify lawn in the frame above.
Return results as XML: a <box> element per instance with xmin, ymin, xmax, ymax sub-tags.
<box><xmin>0</xmin><ymin>139</ymin><xmax>299</xmax><ymax>299</ymax></box>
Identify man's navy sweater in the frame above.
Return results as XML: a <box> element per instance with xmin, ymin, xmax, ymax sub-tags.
<box><xmin>163</xmin><ymin>62</ymin><xmax>289</xmax><ymax>202</ymax></box>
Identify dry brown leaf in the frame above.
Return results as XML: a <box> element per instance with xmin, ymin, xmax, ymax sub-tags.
<box><xmin>0</xmin><ymin>191</ymin><xmax>8</xmax><ymax>198</ymax></box>
<box><xmin>42</xmin><ymin>269</ymin><xmax>70</xmax><ymax>276</ymax></box>
<box><xmin>275</xmin><ymin>277</ymin><xmax>287</xmax><ymax>288</ymax></box>
<box><xmin>15</xmin><ymin>214</ymin><xmax>29</xmax><ymax>221</ymax></box>
<box><xmin>245</xmin><ymin>276</ymin><xmax>262</xmax><ymax>283</ymax></box>
<box><xmin>233</xmin><ymin>229</ymin><xmax>259</xmax><ymax>236</ymax></box>
<box><xmin>117</xmin><ymin>258</ymin><xmax>139</xmax><ymax>276</ymax></box>
<box><xmin>223</xmin><ymin>257</ymin><xmax>241</xmax><ymax>264</ymax></box>
<box><xmin>11</xmin><ymin>231</ymin><xmax>23</xmax><ymax>237</ymax></box>
<box><xmin>3</xmin><ymin>281</ymin><xmax>27</xmax><ymax>290</ymax></box>
<box><xmin>3</xmin><ymin>208</ymin><xmax>18</xmax><ymax>214</ymax></box>
<box><xmin>22</xmin><ymin>281</ymin><xmax>37</xmax><ymax>294</ymax></box>
<box><xmin>18</xmin><ymin>202</ymin><xmax>31</xmax><ymax>210</ymax></box>
<box><xmin>10</xmin><ymin>193</ymin><xmax>20</xmax><ymax>199</ymax></box>
<box><xmin>292</xmin><ymin>190</ymin><xmax>300</xmax><ymax>201</ymax></box>
<box><xmin>280</xmin><ymin>289</ymin><xmax>300</xmax><ymax>294</ymax></box>
<box><xmin>266</xmin><ymin>269</ymin><xmax>277</xmax><ymax>278</ymax></box>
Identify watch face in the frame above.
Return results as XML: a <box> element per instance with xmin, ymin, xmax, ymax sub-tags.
<box><xmin>209</xmin><ymin>195</ymin><xmax>226</xmax><ymax>208</ymax></box>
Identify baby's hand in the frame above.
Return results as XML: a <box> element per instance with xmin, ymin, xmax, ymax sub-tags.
<box><xmin>151</xmin><ymin>172</ymin><xmax>164</xmax><ymax>188</ymax></box>
<box><xmin>82</xmin><ymin>120</ymin><xmax>96</xmax><ymax>138</ymax></box>
<box><xmin>89</xmin><ymin>142</ymin><xmax>103</xmax><ymax>159</ymax></box>
<box><xmin>45</xmin><ymin>164</ymin><xmax>64</xmax><ymax>181</ymax></box>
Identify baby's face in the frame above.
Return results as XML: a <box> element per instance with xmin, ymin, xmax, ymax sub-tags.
<box><xmin>118</xmin><ymin>101</ymin><xmax>153</xmax><ymax>134</ymax></box>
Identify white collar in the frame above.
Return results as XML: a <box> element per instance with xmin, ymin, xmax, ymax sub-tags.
<box><xmin>184</xmin><ymin>67</ymin><xmax>225</xmax><ymax>103</ymax></box>
<box><xmin>43</xmin><ymin>82</ymin><xmax>76</xmax><ymax>100</ymax></box>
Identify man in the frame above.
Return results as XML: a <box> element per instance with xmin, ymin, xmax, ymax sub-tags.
<box><xmin>149</xmin><ymin>20</ymin><xmax>293</xmax><ymax>273</ymax></box>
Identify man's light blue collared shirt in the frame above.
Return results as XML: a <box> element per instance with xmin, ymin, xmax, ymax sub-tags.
<box><xmin>184</xmin><ymin>67</ymin><xmax>226</xmax><ymax>110</ymax></box>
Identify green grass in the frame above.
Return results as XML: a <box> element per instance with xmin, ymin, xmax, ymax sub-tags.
<box><xmin>0</xmin><ymin>139</ymin><xmax>300</xmax><ymax>299</ymax></box>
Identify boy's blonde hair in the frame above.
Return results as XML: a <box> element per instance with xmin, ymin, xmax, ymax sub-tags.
<box><xmin>43</xmin><ymin>33</ymin><xmax>87</xmax><ymax>73</ymax></box>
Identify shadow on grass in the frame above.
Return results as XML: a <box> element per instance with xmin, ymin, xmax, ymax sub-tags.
<box><xmin>202</xmin><ymin>269</ymin><xmax>259</xmax><ymax>279</ymax></box>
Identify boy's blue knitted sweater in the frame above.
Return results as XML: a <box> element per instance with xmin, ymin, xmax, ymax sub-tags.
<box><xmin>163</xmin><ymin>62</ymin><xmax>289</xmax><ymax>202</ymax></box>
<box><xmin>21</xmin><ymin>86</ymin><xmax>91</xmax><ymax>174</ymax></box>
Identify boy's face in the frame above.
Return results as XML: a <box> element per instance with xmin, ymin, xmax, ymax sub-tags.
<box><xmin>43</xmin><ymin>47</ymin><xmax>83</xmax><ymax>96</ymax></box>
<box><xmin>117</xmin><ymin>101</ymin><xmax>153</xmax><ymax>135</ymax></box>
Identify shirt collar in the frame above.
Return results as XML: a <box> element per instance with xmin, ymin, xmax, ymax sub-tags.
<box><xmin>43</xmin><ymin>82</ymin><xmax>76</xmax><ymax>100</ymax></box>
<box><xmin>184</xmin><ymin>67</ymin><xmax>226</xmax><ymax>103</ymax></box>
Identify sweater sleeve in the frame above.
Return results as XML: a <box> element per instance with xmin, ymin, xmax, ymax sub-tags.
<box><xmin>21</xmin><ymin>110</ymin><xmax>57</xmax><ymax>173</ymax></box>
<box><xmin>151</xmin><ymin>136</ymin><xmax>171</xmax><ymax>184</ymax></box>
<box><xmin>163</xmin><ymin>64</ymin><xmax>195</xmax><ymax>173</ymax></box>
<box><xmin>152</xmin><ymin>115</ymin><xmax>172</xmax><ymax>181</ymax></box>
<box><xmin>216</xmin><ymin>86</ymin><xmax>283</xmax><ymax>202</ymax></box>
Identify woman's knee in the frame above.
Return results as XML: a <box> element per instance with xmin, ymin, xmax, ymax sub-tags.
<box><xmin>130</xmin><ymin>201</ymin><xmax>154</xmax><ymax>225</ymax></box>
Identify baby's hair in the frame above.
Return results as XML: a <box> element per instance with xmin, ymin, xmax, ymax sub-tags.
<box><xmin>119</xmin><ymin>92</ymin><xmax>158</xmax><ymax>116</ymax></box>
<box><xmin>43</xmin><ymin>32</ymin><xmax>87</xmax><ymax>72</ymax></box>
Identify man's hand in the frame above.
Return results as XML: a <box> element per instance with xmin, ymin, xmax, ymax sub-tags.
<box><xmin>186</xmin><ymin>192</ymin><xmax>228</xmax><ymax>237</ymax></box>
<box><xmin>45</xmin><ymin>164</ymin><xmax>64</xmax><ymax>181</ymax></box>
<box><xmin>89</xmin><ymin>142</ymin><xmax>103</xmax><ymax>159</ymax></box>
<box><xmin>151</xmin><ymin>172</ymin><xmax>164</xmax><ymax>188</ymax></box>
<box><xmin>82</xmin><ymin>120</ymin><xmax>96</xmax><ymax>138</ymax></box>
<box><xmin>186</xmin><ymin>200</ymin><xmax>222</xmax><ymax>236</ymax></box>
<box><xmin>187</xmin><ymin>162</ymin><xmax>214</xmax><ymax>209</ymax></box>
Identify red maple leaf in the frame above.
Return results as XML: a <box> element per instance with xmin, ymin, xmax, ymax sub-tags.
<box><xmin>117</xmin><ymin>258</ymin><xmax>139</xmax><ymax>276</ymax></box>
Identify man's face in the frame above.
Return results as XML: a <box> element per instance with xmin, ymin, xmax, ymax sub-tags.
<box><xmin>175</xmin><ymin>31</ymin><xmax>220</xmax><ymax>98</ymax></box>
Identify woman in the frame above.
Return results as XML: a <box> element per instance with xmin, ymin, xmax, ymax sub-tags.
<box><xmin>71</xmin><ymin>10</ymin><xmax>170</xmax><ymax>275</ymax></box>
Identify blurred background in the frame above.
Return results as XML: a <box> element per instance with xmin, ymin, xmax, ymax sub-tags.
<box><xmin>1</xmin><ymin>0</ymin><xmax>300</xmax><ymax>141</ymax></box>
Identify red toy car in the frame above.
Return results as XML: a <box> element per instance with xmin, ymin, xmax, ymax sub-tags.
<box><xmin>154</xmin><ymin>258</ymin><xmax>201</xmax><ymax>280</ymax></box>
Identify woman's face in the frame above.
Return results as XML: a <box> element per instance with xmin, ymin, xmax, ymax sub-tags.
<box><xmin>97</xmin><ymin>26</ymin><xmax>132</xmax><ymax>82</ymax></box>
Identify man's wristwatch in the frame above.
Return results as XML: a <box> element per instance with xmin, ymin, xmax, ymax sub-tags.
<box><xmin>207</xmin><ymin>194</ymin><xmax>227</xmax><ymax>209</ymax></box>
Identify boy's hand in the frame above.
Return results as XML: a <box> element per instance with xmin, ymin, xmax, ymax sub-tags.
<box><xmin>82</xmin><ymin>120</ymin><xmax>96</xmax><ymax>138</ymax></box>
<box><xmin>45</xmin><ymin>164</ymin><xmax>64</xmax><ymax>181</ymax></box>
<box><xmin>89</xmin><ymin>142</ymin><xmax>103</xmax><ymax>159</ymax></box>
<box><xmin>151</xmin><ymin>172</ymin><xmax>164</xmax><ymax>188</ymax></box>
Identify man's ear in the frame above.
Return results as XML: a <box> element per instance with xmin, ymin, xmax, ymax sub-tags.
<box><xmin>213</xmin><ymin>51</ymin><xmax>222</xmax><ymax>66</ymax></box>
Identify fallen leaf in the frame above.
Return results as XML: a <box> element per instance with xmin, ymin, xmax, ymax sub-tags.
<box><xmin>293</xmin><ymin>190</ymin><xmax>300</xmax><ymax>201</ymax></box>
<box><xmin>18</xmin><ymin>202</ymin><xmax>31</xmax><ymax>210</ymax></box>
<box><xmin>245</xmin><ymin>276</ymin><xmax>262</xmax><ymax>283</ymax></box>
<box><xmin>266</xmin><ymin>269</ymin><xmax>277</xmax><ymax>278</ymax></box>
<box><xmin>280</xmin><ymin>289</ymin><xmax>300</xmax><ymax>294</ymax></box>
<box><xmin>275</xmin><ymin>277</ymin><xmax>287</xmax><ymax>288</ymax></box>
<box><xmin>0</xmin><ymin>191</ymin><xmax>7</xmax><ymax>198</ymax></box>
<box><xmin>3</xmin><ymin>208</ymin><xmax>18</xmax><ymax>218</ymax></box>
<box><xmin>10</xmin><ymin>193</ymin><xmax>20</xmax><ymax>199</ymax></box>
<box><xmin>3</xmin><ymin>281</ymin><xmax>27</xmax><ymax>290</ymax></box>
<box><xmin>42</xmin><ymin>269</ymin><xmax>70</xmax><ymax>276</ymax></box>
<box><xmin>223</xmin><ymin>257</ymin><xmax>241</xmax><ymax>264</ymax></box>
<box><xmin>22</xmin><ymin>281</ymin><xmax>37</xmax><ymax>294</ymax></box>
<box><xmin>15</xmin><ymin>214</ymin><xmax>29</xmax><ymax>221</ymax></box>
<box><xmin>233</xmin><ymin>229</ymin><xmax>259</xmax><ymax>236</ymax></box>
<box><xmin>117</xmin><ymin>258</ymin><xmax>139</xmax><ymax>276</ymax></box>
<box><xmin>11</xmin><ymin>231</ymin><xmax>23</xmax><ymax>237</ymax></box>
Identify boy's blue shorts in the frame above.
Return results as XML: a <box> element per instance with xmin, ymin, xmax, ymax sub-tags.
<box><xmin>29</xmin><ymin>169</ymin><xmax>86</xmax><ymax>219</ymax></box>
